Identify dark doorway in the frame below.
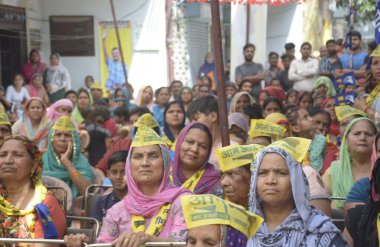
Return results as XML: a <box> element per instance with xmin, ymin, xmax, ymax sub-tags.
<box><xmin>0</xmin><ymin>4</ymin><xmax>27</xmax><ymax>89</ymax></box>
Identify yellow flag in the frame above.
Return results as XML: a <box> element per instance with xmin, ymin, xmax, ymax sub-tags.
<box><xmin>215</xmin><ymin>144</ymin><xmax>264</xmax><ymax>172</ymax></box>
<box><xmin>248</xmin><ymin>119</ymin><xmax>286</xmax><ymax>141</ymax></box>
<box><xmin>334</xmin><ymin>105</ymin><xmax>366</xmax><ymax>122</ymax></box>
<box><xmin>268</xmin><ymin>137</ymin><xmax>311</xmax><ymax>163</ymax></box>
<box><xmin>370</xmin><ymin>45</ymin><xmax>380</xmax><ymax>57</ymax></box>
<box><xmin>52</xmin><ymin>116</ymin><xmax>75</xmax><ymax>131</ymax></box>
<box><xmin>131</xmin><ymin>127</ymin><xmax>166</xmax><ymax>147</ymax></box>
<box><xmin>134</xmin><ymin>113</ymin><xmax>159</xmax><ymax>129</ymax></box>
<box><xmin>0</xmin><ymin>106</ymin><xmax>10</xmax><ymax>126</ymax></box>
<box><xmin>181</xmin><ymin>194</ymin><xmax>263</xmax><ymax>238</ymax></box>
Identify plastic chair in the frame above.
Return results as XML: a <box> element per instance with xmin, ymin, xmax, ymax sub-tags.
<box><xmin>42</xmin><ymin>175</ymin><xmax>73</xmax><ymax>212</ymax></box>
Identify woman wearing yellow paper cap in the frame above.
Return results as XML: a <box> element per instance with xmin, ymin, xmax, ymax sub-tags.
<box><xmin>42</xmin><ymin>116</ymin><xmax>93</xmax><ymax>198</ymax></box>
<box><xmin>171</xmin><ymin>122</ymin><xmax>220</xmax><ymax>195</ymax></box>
<box><xmin>216</xmin><ymin>144</ymin><xmax>264</xmax><ymax>207</ymax></box>
<box><xmin>65</xmin><ymin>127</ymin><xmax>190</xmax><ymax>246</ymax></box>
<box><xmin>182</xmin><ymin>194</ymin><xmax>263</xmax><ymax>247</ymax></box>
<box><xmin>246</xmin><ymin>119</ymin><xmax>287</xmax><ymax>146</ymax></box>
<box><xmin>248</xmin><ymin>143</ymin><xmax>347</xmax><ymax>246</ymax></box>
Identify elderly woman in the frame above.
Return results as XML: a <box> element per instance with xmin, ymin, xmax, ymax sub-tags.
<box><xmin>46</xmin><ymin>99</ymin><xmax>74</xmax><ymax>122</ymax></box>
<box><xmin>42</xmin><ymin>116</ymin><xmax>93</xmax><ymax>197</ymax></box>
<box><xmin>172</xmin><ymin>122</ymin><xmax>220</xmax><ymax>194</ymax></box>
<box><xmin>248</xmin><ymin>145</ymin><xmax>347</xmax><ymax>246</ymax></box>
<box><xmin>217</xmin><ymin>144</ymin><xmax>264</xmax><ymax>207</ymax></box>
<box><xmin>229</xmin><ymin>91</ymin><xmax>255</xmax><ymax>114</ymax></box>
<box><xmin>12</xmin><ymin>98</ymin><xmax>50</xmax><ymax>150</ymax></box>
<box><xmin>0</xmin><ymin>135</ymin><xmax>66</xmax><ymax>240</ymax></box>
<box><xmin>65</xmin><ymin>127</ymin><xmax>190</xmax><ymax>247</ymax></box>
<box><xmin>323</xmin><ymin>117</ymin><xmax>378</xmax><ymax>209</ymax></box>
<box><xmin>161</xmin><ymin>101</ymin><xmax>186</xmax><ymax>149</ymax></box>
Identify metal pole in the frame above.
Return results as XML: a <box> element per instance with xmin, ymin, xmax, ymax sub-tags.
<box><xmin>246</xmin><ymin>4</ymin><xmax>250</xmax><ymax>44</ymax></box>
<box><xmin>109</xmin><ymin>0</ymin><xmax>129</xmax><ymax>87</ymax></box>
<box><xmin>210</xmin><ymin>0</ymin><xmax>230</xmax><ymax>147</ymax></box>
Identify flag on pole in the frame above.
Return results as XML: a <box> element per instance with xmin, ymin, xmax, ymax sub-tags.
<box><xmin>376</xmin><ymin>0</ymin><xmax>380</xmax><ymax>45</ymax></box>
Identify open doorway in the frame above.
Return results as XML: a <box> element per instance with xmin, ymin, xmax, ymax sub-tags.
<box><xmin>0</xmin><ymin>4</ymin><xmax>27</xmax><ymax>89</ymax></box>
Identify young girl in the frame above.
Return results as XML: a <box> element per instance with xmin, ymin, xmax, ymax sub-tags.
<box><xmin>285</xmin><ymin>89</ymin><xmax>298</xmax><ymax>106</ymax></box>
<box><xmin>239</xmin><ymin>80</ymin><xmax>253</xmax><ymax>94</ymax></box>
<box><xmin>6</xmin><ymin>73</ymin><xmax>30</xmax><ymax>118</ymax></box>
<box><xmin>298</xmin><ymin>92</ymin><xmax>313</xmax><ymax>112</ymax></box>
<box><xmin>285</xmin><ymin>106</ymin><xmax>331</xmax><ymax>216</ymax></box>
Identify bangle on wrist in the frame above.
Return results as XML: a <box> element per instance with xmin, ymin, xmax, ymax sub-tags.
<box><xmin>70</xmin><ymin>171</ymin><xmax>81</xmax><ymax>179</ymax></box>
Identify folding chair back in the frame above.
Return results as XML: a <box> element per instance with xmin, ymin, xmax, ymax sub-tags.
<box><xmin>42</xmin><ymin>175</ymin><xmax>73</xmax><ymax>212</ymax></box>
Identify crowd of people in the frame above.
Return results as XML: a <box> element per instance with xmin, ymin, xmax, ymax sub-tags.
<box><xmin>0</xmin><ymin>29</ymin><xmax>380</xmax><ymax>246</ymax></box>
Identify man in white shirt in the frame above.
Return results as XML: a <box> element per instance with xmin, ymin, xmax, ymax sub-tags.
<box><xmin>288</xmin><ymin>42</ymin><xmax>319</xmax><ymax>92</ymax></box>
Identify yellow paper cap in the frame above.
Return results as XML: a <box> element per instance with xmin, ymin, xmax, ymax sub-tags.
<box><xmin>264</xmin><ymin>113</ymin><xmax>289</xmax><ymax>125</ymax></box>
<box><xmin>181</xmin><ymin>194</ymin><xmax>263</xmax><ymax>238</ymax></box>
<box><xmin>131</xmin><ymin>127</ymin><xmax>166</xmax><ymax>147</ymax></box>
<box><xmin>0</xmin><ymin>106</ymin><xmax>10</xmax><ymax>126</ymax></box>
<box><xmin>334</xmin><ymin>105</ymin><xmax>367</xmax><ymax>122</ymax></box>
<box><xmin>134</xmin><ymin>113</ymin><xmax>159</xmax><ymax>129</ymax></box>
<box><xmin>52</xmin><ymin>116</ymin><xmax>75</xmax><ymax>131</ymax></box>
<box><xmin>90</xmin><ymin>81</ymin><xmax>102</xmax><ymax>89</ymax></box>
<box><xmin>370</xmin><ymin>45</ymin><xmax>380</xmax><ymax>57</ymax></box>
<box><xmin>268</xmin><ymin>137</ymin><xmax>311</xmax><ymax>163</ymax></box>
<box><xmin>215</xmin><ymin>144</ymin><xmax>265</xmax><ymax>172</ymax></box>
<box><xmin>248</xmin><ymin>119</ymin><xmax>286</xmax><ymax>141</ymax></box>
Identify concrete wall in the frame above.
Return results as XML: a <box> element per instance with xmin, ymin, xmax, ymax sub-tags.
<box><xmin>1</xmin><ymin>0</ymin><xmax>169</xmax><ymax>95</ymax></box>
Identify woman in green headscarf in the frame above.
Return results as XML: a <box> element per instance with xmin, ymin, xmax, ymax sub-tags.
<box><xmin>314</xmin><ymin>76</ymin><xmax>336</xmax><ymax>98</ymax></box>
<box><xmin>42</xmin><ymin>116</ymin><xmax>93</xmax><ymax>198</ymax></box>
<box><xmin>71</xmin><ymin>88</ymin><xmax>93</xmax><ymax>125</ymax></box>
<box><xmin>322</xmin><ymin>117</ymin><xmax>378</xmax><ymax>209</ymax></box>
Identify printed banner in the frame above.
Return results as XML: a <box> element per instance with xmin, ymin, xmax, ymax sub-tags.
<box><xmin>215</xmin><ymin>144</ymin><xmax>265</xmax><ymax>172</ymax></box>
<box><xmin>181</xmin><ymin>194</ymin><xmax>263</xmax><ymax>238</ymax></box>
<box><xmin>335</xmin><ymin>105</ymin><xmax>367</xmax><ymax>122</ymax></box>
<box><xmin>334</xmin><ymin>92</ymin><xmax>356</xmax><ymax>106</ymax></box>
<box><xmin>268</xmin><ymin>137</ymin><xmax>311</xmax><ymax>163</ymax></box>
<box><xmin>99</xmin><ymin>21</ymin><xmax>132</xmax><ymax>91</ymax></box>
<box><xmin>333</xmin><ymin>72</ymin><xmax>356</xmax><ymax>94</ymax></box>
<box><xmin>249</xmin><ymin>119</ymin><xmax>286</xmax><ymax>141</ymax></box>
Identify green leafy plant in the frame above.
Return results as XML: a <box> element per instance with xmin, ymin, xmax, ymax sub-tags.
<box><xmin>334</xmin><ymin>0</ymin><xmax>376</xmax><ymax>24</ymax></box>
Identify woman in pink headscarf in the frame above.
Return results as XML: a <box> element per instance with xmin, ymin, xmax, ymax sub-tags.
<box><xmin>89</xmin><ymin>143</ymin><xmax>188</xmax><ymax>246</ymax></box>
<box><xmin>171</xmin><ymin>122</ymin><xmax>220</xmax><ymax>195</ymax></box>
<box><xmin>22</xmin><ymin>49</ymin><xmax>48</xmax><ymax>84</ymax></box>
<box><xmin>46</xmin><ymin>99</ymin><xmax>74</xmax><ymax>122</ymax></box>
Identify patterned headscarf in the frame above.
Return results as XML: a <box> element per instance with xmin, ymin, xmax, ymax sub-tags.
<box><xmin>0</xmin><ymin>135</ymin><xmax>58</xmax><ymax>239</ymax></box>
<box><xmin>248</xmin><ymin>147</ymin><xmax>343</xmax><ymax>247</ymax></box>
